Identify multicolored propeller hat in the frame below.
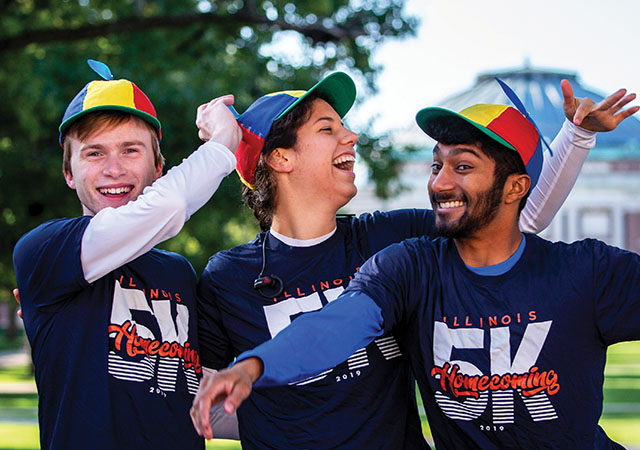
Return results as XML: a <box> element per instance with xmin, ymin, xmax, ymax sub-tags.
<box><xmin>59</xmin><ymin>59</ymin><xmax>161</xmax><ymax>144</ymax></box>
<box><xmin>232</xmin><ymin>72</ymin><xmax>356</xmax><ymax>189</ymax></box>
<box><xmin>415</xmin><ymin>78</ymin><xmax>550</xmax><ymax>189</ymax></box>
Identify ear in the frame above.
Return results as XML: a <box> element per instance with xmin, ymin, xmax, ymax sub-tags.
<box><xmin>503</xmin><ymin>173</ymin><xmax>530</xmax><ymax>206</ymax></box>
<box><xmin>63</xmin><ymin>170</ymin><xmax>76</xmax><ymax>190</ymax></box>
<box><xmin>153</xmin><ymin>163</ymin><xmax>163</xmax><ymax>181</ymax></box>
<box><xmin>266</xmin><ymin>148</ymin><xmax>294</xmax><ymax>174</ymax></box>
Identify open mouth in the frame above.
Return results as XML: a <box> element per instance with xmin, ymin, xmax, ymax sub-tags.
<box><xmin>333</xmin><ymin>154</ymin><xmax>356</xmax><ymax>171</ymax></box>
<box><xmin>98</xmin><ymin>186</ymin><xmax>133</xmax><ymax>196</ymax></box>
<box><xmin>437</xmin><ymin>200</ymin><xmax>465</xmax><ymax>209</ymax></box>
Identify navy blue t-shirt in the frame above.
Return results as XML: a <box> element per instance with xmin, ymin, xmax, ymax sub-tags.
<box><xmin>13</xmin><ymin>217</ymin><xmax>204</xmax><ymax>450</ymax></box>
<box><xmin>198</xmin><ymin>209</ymin><xmax>435</xmax><ymax>449</ymax></box>
<box><xmin>347</xmin><ymin>233</ymin><xmax>639</xmax><ymax>449</ymax></box>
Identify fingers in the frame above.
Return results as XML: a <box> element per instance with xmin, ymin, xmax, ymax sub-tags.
<box><xmin>613</xmin><ymin>104</ymin><xmax>640</xmax><ymax>124</ymax></box>
<box><xmin>561</xmin><ymin>79</ymin><xmax>582</xmax><ymax>125</ymax></box>
<box><xmin>191</xmin><ymin>389</ymin><xmax>214</xmax><ymax>439</ymax></box>
<box><xmin>191</xmin><ymin>371</ymin><xmax>239</xmax><ymax>440</ymax></box>
<box><xmin>573</xmin><ymin>98</ymin><xmax>595</xmax><ymax>126</ymax></box>
<box><xmin>223</xmin><ymin>379</ymin><xmax>252</xmax><ymax>415</ymax></box>
<box><xmin>218</xmin><ymin>94</ymin><xmax>235</xmax><ymax>106</ymax></box>
<box><xmin>560</xmin><ymin>79</ymin><xmax>575</xmax><ymax>106</ymax></box>
<box><xmin>609</xmin><ymin>92</ymin><xmax>637</xmax><ymax>115</ymax></box>
<box><xmin>13</xmin><ymin>289</ymin><xmax>22</xmax><ymax>319</ymax></box>
<box><xmin>593</xmin><ymin>88</ymin><xmax>627</xmax><ymax>112</ymax></box>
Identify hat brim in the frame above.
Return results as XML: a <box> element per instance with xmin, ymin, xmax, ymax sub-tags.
<box><xmin>415</xmin><ymin>107</ymin><xmax>518</xmax><ymax>154</ymax></box>
<box><xmin>59</xmin><ymin>105</ymin><xmax>162</xmax><ymax>140</ymax></box>
<box><xmin>275</xmin><ymin>72</ymin><xmax>356</xmax><ymax>121</ymax></box>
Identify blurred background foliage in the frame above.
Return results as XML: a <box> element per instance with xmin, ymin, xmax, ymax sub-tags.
<box><xmin>0</xmin><ymin>0</ymin><xmax>418</xmax><ymax>336</ymax></box>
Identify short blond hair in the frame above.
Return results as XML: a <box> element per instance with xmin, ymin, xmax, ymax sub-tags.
<box><xmin>62</xmin><ymin>111</ymin><xmax>163</xmax><ymax>177</ymax></box>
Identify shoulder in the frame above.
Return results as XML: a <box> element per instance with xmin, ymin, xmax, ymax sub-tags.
<box><xmin>17</xmin><ymin>217</ymin><xmax>89</xmax><ymax>244</ymax></box>
<box><xmin>201</xmin><ymin>236</ymin><xmax>262</xmax><ymax>279</ymax></box>
<box><xmin>524</xmin><ymin>234</ymin><xmax>638</xmax><ymax>274</ymax></box>
<box><xmin>150</xmin><ymin>248</ymin><xmax>194</xmax><ymax>267</ymax></box>
<box><xmin>14</xmin><ymin>217</ymin><xmax>89</xmax><ymax>262</ymax></box>
<box><xmin>344</xmin><ymin>209</ymin><xmax>432</xmax><ymax>228</ymax></box>
<box><xmin>526</xmin><ymin>234</ymin><xmax>623</xmax><ymax>256</ymax></box>
<box><xmin>367</xmin><ymin>235</ymin><xmax>440</xmax><ymax>269</ymax></box>
<box><xmin>338</xmin><ymin>209</ymin><xmax>434</xmax><ymax>255</ymax></box>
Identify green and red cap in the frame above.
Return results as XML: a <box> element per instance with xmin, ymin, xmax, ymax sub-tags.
<box><xmin>416</xmin><ymin>103</ymin><xmax>543</xmax><ymax>188</ymax></box>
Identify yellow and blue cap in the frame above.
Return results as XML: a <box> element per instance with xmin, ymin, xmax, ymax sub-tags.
<box><xmin>416</xmin><ymin>79</ymin><xmax>551</xmax><ymax>189</ymax></box>
<box><xmin>59</xmin><ymin>60</ymin><xmax>161</xmax><ymax>144</ymax></box>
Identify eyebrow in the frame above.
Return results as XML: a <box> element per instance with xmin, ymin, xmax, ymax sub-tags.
<box><xmin>314</xmin><ymin>116</ymin><xmax>335</xmax><ymax>125</ymax></box>
<box><xmin>81</xmin><ymin>140</ymin><xmax>147</xmax><ymax>151</ymax></box>
<box><xmin>433</xmin><ymin>145</ymin><xmax>482</xmax><ymax>159</ymax></box>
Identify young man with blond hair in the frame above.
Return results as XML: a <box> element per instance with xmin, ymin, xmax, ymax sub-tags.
<box><xmin>13</xmin><ymin>61</ymin><xmax>240</xmax><ymax>449</ymax></box>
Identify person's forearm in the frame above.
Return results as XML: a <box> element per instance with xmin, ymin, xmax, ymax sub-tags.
<box><xmin>82</xmin><ymin>141</ymin><xmax>235</xmax><ymax>282</ymax></box>
<box><xmin>519</xmin><ymin>119</ymin><xmax>595</xmax><ymax>233</ymax></box>
<box><xmin>234</xmin><ymin>292</ymin><xmax>384</xmax><ymax>387</ymax></box>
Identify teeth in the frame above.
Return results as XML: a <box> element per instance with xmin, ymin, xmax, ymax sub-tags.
<box><xmin>99</xmin><ymin>187</ymin><xmax>132</xmax><ymax>195</ymax></box>
<box><xmin>333</xmin><ymin>155</ymin><xmax>356</xmax><ymax>166</ymax></box>
<box><xmin>438</xmin><ymin>201</ymin><xmax>465</xmax><ymax>209</ymax></box>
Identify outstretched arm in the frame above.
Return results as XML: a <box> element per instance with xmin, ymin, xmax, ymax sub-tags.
<box><xmin>519</xmin><ymin>81</ymin><xmax>638</xmax><ymax>233</ymax></box>
<box><xmin>81</xmin><ymin>96</ymin><xmax>242</xmax><ymax>283</ymax></box>
<box><xmin>190</xmin><ymin>291</ymin><xmax>384</xmax><ymax>439</ymax></box>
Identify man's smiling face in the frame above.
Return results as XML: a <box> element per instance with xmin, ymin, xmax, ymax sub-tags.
<box><xmin>64</xmin><ymin>117</ymin><xmax>162</xmax><ymax>216</ymax></box>
<box><xmin>428</xmin><ymin>142</ymin><xmax>504</xmax><ymax>239</ymax></box>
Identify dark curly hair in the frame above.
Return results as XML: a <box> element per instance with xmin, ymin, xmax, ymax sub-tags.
<box><xmin>242</xmin><ymin>93</ymin><xmax>329</xmax><ymax>230</ymax></box>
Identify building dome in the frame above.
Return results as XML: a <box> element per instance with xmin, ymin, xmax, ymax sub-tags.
<box><xmin>438</xmin><ymin>67</ymin><xmax>640</xmax><ymax>160</ymax></box>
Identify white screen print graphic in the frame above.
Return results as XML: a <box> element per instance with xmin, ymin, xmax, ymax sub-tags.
<box><xmin>108</xmin><ymin>281</ymin><xmax>200</xmax><ymax>394</ymax></box>
<box><xmin>263</xmin><ymin>287</ymin><xmax>402</xmax><ymax>384</ymax></box>
<box><xmin>431</xmin><ymin>320</ymin><xmax>559</xmax><ymax>424</ymax></box>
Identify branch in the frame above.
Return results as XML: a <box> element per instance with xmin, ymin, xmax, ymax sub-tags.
<box><xmin>0</xmin><ymin>10</ymin><xmax>366</xmax><ymax>53</ymax></box>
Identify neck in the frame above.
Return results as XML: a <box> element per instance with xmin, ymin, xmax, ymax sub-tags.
<box><xmin>270</xmin><ymin>176</ymin><xmax>351</xmax><ymax>239</ymax></box>
<box><xmin>453</xmin><ymin>216</ymin><xmax>523</xmax><ymax>267</ymax></box>
<box><xmin>270</xmin><ymin>200</ymin><xmax>339</xmax><ymax>240</ymax></box>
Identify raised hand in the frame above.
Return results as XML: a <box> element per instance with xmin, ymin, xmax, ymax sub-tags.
<box><xmin>561</xmin><ymin>79</ymin><xmax>639</xmax><ymax>132</ymax></box>
<box><xmin>195</xmin><ymin>95</ymin><xmax>242</xmax><ymax>152</ymax></box>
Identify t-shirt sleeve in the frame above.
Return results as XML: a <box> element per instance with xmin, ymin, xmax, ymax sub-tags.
<box><xmin>13</xmin><ymin>218</ymin><xmax>91</xmax><ymax>313</ymax></box>
<box><xmin>355</xmin><ymin>209</ymin><xmax>436</xmax><ymax>256</ymax></box>
<box><xmin>345</xmin><ymin>239</ymin><xmax>427</xmax><ymax>334</ymax></box>
<box><xmin>385</xmin><ymin>209</ymin><xmax>436</xmax><ymax>240</ymax></box>
<box><xmin>590</xmin><ymin>240</ymin><xmax>640</xmax><ymax>344</ymax></box>
<box><xmin>236</xmin><ymin>291</ymin><xmax>384</xmax><ymax>387</ymax></box>
<box><xmin>197</xmin><ymin>267</ymin><xmax>235</xmax><ymax>369</ymax></box>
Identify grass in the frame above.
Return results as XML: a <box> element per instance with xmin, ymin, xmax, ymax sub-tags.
<box><xmin>0</xmin><ymin>423</ymin><xmax>242</xmax><ymax>449</ymax></box>
<box><xmin>0</xmin><ymin>365</ymin><xmax>33</xmax><ymax>384</ymax></box>
<box><xmin>0</xmin><ymin>341</ymin><xmax>638</xmax><ymax>449</ymax></box>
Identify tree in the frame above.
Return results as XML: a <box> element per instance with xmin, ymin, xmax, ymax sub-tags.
<box><xmin>0</xmin><ymin>0</ymin><xmax>417</xmax><ymax>336</ymax></box>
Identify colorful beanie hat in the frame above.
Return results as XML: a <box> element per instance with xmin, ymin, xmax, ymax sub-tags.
<box><xmin>59</xmin><ymin>60</ymin><xmax>161</xmax><ymax>144</ymax></box>
<box><xmin>233</xmin><ymin>72</ymin><xmax>356</xmax><ymax>189</ymax></box>
<box><xmin>415</xmin><ymin>103</ymin><xmax>543</xmax><ymax>189</ymax></box>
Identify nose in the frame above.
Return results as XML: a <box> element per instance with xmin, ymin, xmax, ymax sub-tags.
<box><xmin>102</xmin><ymin>154</ymin><xmax>127</xmax><ymax>178</ymax></box>
<box><xmin>429</xmin><ymin>166</ymin><xmax>455</xmax><ymax>194</ymax></box>
<box><xmin>341</xmin><ymin>127</ymin><xmax>358</xmax><ymax>146</ymax></box>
